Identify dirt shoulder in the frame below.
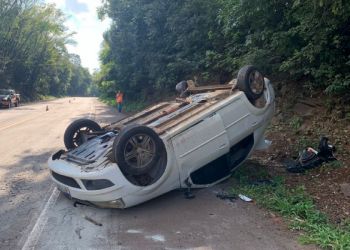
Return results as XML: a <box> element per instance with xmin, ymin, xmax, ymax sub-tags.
<box><xmin>254</xmin><ymin>82</ymin><xmax>350</xmax><ymax>224</ymax></box>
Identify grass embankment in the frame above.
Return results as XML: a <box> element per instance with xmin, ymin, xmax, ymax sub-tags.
<box><xmin>37</xmin><ymin>95</ymin><xmax>57</xmax><ymax>101</ymax></box>
<box><xmin>233</xmin><ymin>165</ymin><xmax>350</xmax><ymax>250</ymax></box>
<box><xmin>99</xmin><ymin>97</ymin><xmax>147</xmax><ymax>113</ymax></box>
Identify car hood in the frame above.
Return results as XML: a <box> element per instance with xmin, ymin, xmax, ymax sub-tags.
<box><xmin>0</xmin><ymin>95</ymin><xmax>9</xmax><ymax>99</ymax></box>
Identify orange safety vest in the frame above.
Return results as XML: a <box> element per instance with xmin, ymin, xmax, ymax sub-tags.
<box><xmin>116</xmin><ymin>93</ymin><xmax>123</xmax><ymax>103</ymax></box>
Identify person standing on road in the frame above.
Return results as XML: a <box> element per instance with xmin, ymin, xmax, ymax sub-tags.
<box><xmin>116</xmin><ymin>90</ymin><xmax>124</xmax><ymax>113</ymax></box>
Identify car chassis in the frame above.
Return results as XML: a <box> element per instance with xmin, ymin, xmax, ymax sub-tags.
<box><xmin>48</xmin><ymin>66</ymin><xmax>275</xmax><ymax>208</ymax></box>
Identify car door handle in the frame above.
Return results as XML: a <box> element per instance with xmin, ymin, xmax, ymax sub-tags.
<box><xmin>219</xmin><ymin>143</ymin><xmax>227</xmax><ymax>149</ymax></box>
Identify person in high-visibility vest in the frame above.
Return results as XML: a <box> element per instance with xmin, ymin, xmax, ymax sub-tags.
<box><xmin>116</xmin><ymin>90</ymin><xmax>124</xmax><ymax>113</ymax></box>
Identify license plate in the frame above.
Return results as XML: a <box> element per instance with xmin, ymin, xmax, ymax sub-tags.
<box><xmin>57</xmin><ymin>184</ymin><xmax>72</xmax><ymax>199</ymax></box>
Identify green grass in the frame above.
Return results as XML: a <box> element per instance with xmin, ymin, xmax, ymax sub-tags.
<box><xmin>38</xmin><ymin>95</ymin><xmax>57</xmax><ymax>101</ymax></box>
<box><xmin>99</xmin><ymin>96</ymin><xmax>147</xmax><ymax>113</ymax></box>
<box><xmin>232</xmin><ymin>165</ymin><xmax>350</xmax><ymax>250</ymax></box>
<box><xmin>289</xmin><ymin>116</ymin><xmax>303</xmax><ymax>132</ymax></box>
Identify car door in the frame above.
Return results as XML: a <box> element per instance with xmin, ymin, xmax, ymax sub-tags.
<box><xmin>171</xmin><ymin>113</ymin><xmax>229</xmax><ymax>184</ymax></box>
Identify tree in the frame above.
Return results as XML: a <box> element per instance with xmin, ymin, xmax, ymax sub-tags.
<box><xmin>0</xmin><ymin>0</ymin><xmax>93</xmax><ymax>100</ymax></box>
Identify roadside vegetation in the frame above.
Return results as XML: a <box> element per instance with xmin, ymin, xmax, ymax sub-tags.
<box><xmin>95</xmin><ymin>0</ymin><xmax>350</xmax><ymax>103</ymax></box>
<box><xmin>0</xmin><ymin>0</ymin><xmax>94</xmax><ymax>101</ymax></box>
<box><xmin>99</xmin><ymin>96</ymin><xmax>147</xmax><ymax>113</ymax></box>
<box><xmin>233</xmin><ymin>164</ymin><xmax>350</xmax><ymax>250</ymax></box>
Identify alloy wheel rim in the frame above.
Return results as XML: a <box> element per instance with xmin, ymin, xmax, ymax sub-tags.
<box><xmin>124</xmin><ymin>134</ymin><xmax>156</xmax><ymax>169</ymax></box>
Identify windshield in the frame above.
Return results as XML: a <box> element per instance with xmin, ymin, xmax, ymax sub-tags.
<box><xmin>0</xmin><ymin>89</ymin><xmax>11</xmax><ymax>95</ymax></box>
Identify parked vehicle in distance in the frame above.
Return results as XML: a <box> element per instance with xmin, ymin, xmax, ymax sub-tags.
<box><xmin>48</xmin><ymin>65</ymin><xmax>275</xmax><ymax>208</ymax></box>
<box><xmin>0</xmin><ymin>89</ymin><xmax>20</xmax><ymax>108</ymax></box>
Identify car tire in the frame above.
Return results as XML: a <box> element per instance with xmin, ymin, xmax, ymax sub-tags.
<box><xmin>64</xmin><ymin>118</ymin><xmax>102</xmax><ymax>150</ymax></box>
<box><xmin>237</xmin><ymin>65</ymin><xmax>265</xmax><ymax>101</ymax></box>
<box><xmin>113</xmin><ymin>124</ymin><xmax>165</xmax><ymax>176</ymax></box>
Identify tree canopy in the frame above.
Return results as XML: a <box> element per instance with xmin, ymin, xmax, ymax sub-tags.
<box><xmin>97</xmin><ymin>0</ymin><xmax>350</xmax><ymax>101</ymax></box>
<box><xmin>0</xmin><ymin>0</ymin><xmax>93</xmax><ymax>100</ymax></box>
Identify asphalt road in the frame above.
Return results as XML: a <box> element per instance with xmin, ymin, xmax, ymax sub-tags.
<box><xmin>0</xmin><ymin>98</ymin><xmax>316</xmax><ymax>250</ymax></box>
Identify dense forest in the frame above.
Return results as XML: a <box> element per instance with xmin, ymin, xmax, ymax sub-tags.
<box><xmin>0</xmin><ymin>0</ymin><xmax>93</xmax><ymax>100</ymax></box>
<box><xmin>96</xmin><ymin>0</ymin><xmax>350</xmax><ymax>102</ymax></box>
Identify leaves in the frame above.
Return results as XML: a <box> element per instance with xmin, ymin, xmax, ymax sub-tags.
<box><xmin>96</xmin><ymin>0</ymin><xmax>350</xmax><ymax>100</ymax></box>
<box><xmin>0</xmin><ymin>1</ymin><xmax>93</xmax><ymax>100</ymax></box>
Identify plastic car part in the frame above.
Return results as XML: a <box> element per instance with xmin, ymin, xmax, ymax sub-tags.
<box><xmin>52</xmin><ymin>149</ymin><xmax>66</xmax><ymax>160</ymax></box>
<box><xmin>64</xmin><ymin>118</ymin><xmax>103</xmax><ymax>150</ymax></box>
<box><xmin>286</xmin><ymin>136</ymin><xmax>337</xmax><ymax>173</ymax></box>
<box><xmin>318</xmin><ymin>136</ymin><xmax>336</xmax><ymax>160</ymax></box>
<box><xmin>236</xmin><ymin>65</ymin><xmax>265</xmax><ymax>101</ymax></box>
<box><xmin>113</xmin><ymin>124</ymin><xmax>166</xmax><ymax>176</ymax></box>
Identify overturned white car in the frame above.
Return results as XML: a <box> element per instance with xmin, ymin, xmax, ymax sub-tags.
<box><xmin>48</xmin><ymin>65</ymin><xmax>275</xmax><ymax>208</ymax></box>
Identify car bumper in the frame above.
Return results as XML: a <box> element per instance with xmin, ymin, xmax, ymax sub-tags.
<box><xmin>48</xmin><ymin>155</ymin><xmax>180</xmax><ymax>208</ymax></box>
<box><xmin>1</xmin><ymin>100</ymin><xmax>10</xmax><ymax>106</ymax></box>
<box><xmin>48</xmin><ymin>157</ymin><xmax>141</xmax><ymax>207</ymax></box>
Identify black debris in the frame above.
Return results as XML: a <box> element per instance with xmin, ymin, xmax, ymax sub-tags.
<box><xmin>84</xmin><ymin>216</ymin><xmax>103</xmax><ymax>227</ymax></box>
<box><xmin>216</xmin><ymin>191</ymin><xmax>237</xmax><ymax>202</ymax></box>
<box><xmin>286</xmin><ymin>136</ymin><xmax>337</xmax><ymax>173</ymax></box>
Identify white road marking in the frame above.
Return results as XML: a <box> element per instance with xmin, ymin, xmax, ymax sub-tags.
<box><xmin>145</xmin><ymin>234</ymin><xmax>166</xmax><ymax>242</ymax></box>
<box><xmin>21</xmin><ymin>99</ymin><xmax>98</xmax><ymax>249</ymax></box>
<box><xmin>127</xmin><ymin>229</ymin><xmax>143</xmax><ymax>234</ymax></box>
<box><xmin>21</xmin><ymin>187</ymin><xmax>60</xmax><ymax>250</ymax></box>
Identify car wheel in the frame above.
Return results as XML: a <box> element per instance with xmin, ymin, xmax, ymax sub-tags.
<box><xmin>64</xmin><ymin>119</ymin><xmax>102</xmax><ymax>150</ymax></box>
<box><xmin>113</xmin><ymin>124</ymin><xmax>165</xmax><ymax>176</ymax></box>
<box><xmin>237</xmin><ymin>65</ymin><xmax>265</xmax><ymax>101</ymax></box>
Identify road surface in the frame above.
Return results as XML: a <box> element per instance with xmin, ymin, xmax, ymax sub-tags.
<box><xmin>0</xmin><ymin>98</ymin><xmax>316</xmax><ymax>250</ymax></box>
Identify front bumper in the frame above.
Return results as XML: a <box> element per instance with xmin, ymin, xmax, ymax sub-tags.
<box><xmin>48</xmin><ymin>154</ymin><xmax>181</xmax><ymax>208</ymax></box>
<box><xmin>69</xmin><ymin>196</ymin><xmax>126</xmax><ymax>209</ymax></box>
<box><xmin>48</xmin><ymin>157</ymin><xmax>140</xmax><ymax>205</ymax></box>
<box><xmin>1</xmin><ymin>100</ymin><xmax>10</xmax><ymax>106</ymax></box>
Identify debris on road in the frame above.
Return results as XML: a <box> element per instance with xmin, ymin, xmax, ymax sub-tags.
<box><xmin>238</xmin><ymin>194</ymin><xmax>253</xmax><ymax>202</ymax></box>
<box><xmin>216</xmin><ymin>191</ymin><xmax>237</xmax><ymax>202</ymax></box>
<box><xmin>83</xmin><ymin>215</ymin><xmax>103</xmax><ymax>227</ymax></box>
<box><xmin>145</xmin><ymin>234</ymin><xmax>165</xmax><ymax>242</ymax></box>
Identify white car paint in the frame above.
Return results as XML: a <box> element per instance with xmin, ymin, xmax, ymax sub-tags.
<box><xmin>48</xmin><ymin>79</ymin><xmax>275</xmax><ymax>208</ymax></box>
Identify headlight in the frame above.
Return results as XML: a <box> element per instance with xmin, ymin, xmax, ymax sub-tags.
<box><xmin>82</xmin><ymin>179</ymin><xmax>114</xmax><ymax>190</ymax></box>
<box><xmin>91</xmin><ymin>199</ymin><xmax>125</xmax><ymax>209</ymax></box>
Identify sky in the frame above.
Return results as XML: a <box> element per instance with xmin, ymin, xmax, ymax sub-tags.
<box><xmin>45</xmin><ymin>0</ymin><xmax>110</xmax><ymax>72</ymax></box>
